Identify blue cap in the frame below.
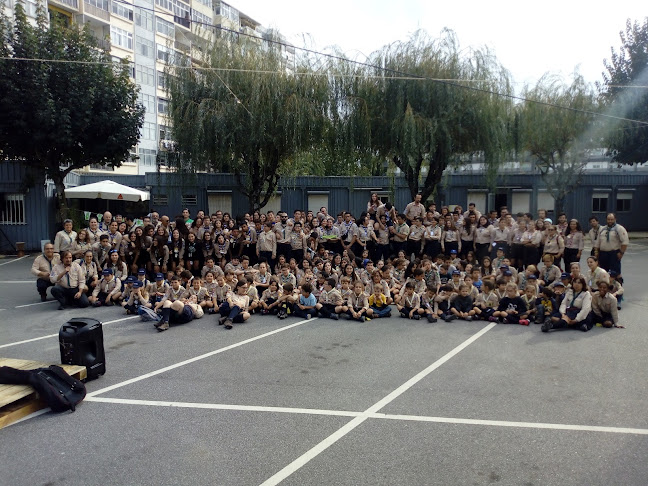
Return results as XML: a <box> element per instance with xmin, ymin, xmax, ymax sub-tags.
<box><xmin>609</xmin><ymin>270</ymin><xmax>618</xmax><ymax>277</ymax></box>
<box><xmin>497</xmin><ymin>246</ymin><xmax>505</xmax><ymax>251</ymax></box>
<box><xmin>450</xmin><ymin>249</ymin><xmax>457</xmax><ymax>254</ymax></box>
<box><xmin>452</xmin><ymin>270</ymin><xmax>461</xmax><ymax>275</ymax></box>
<box><xmin>554</xmin><ymin>281</ymin><xmax>565</xmax><ymax>287</ymax></box>
<box><xmin>102</xmin><ymin>268</ymin><xmax>113</xmax><ymax>275</ymax></box>
<box><xmin>137</xmin><ymin>268</ymin><xmax>146</xmax><ymax>275</ymax></box>
<box><xmin>561</xmin><ymin>273</ymin><xmax>570</xmax><ymax>279</ymax></box>
<box><xmin>133</xmin><ymin>280</ymin><xmax>143</xmax><ymax>288</ymax></box>
<box><xmin>528</xmin><ymin>274</ymin><xmax>537</xmax><ymax>280</ymax></box>
<box><xmin>503</xmin><ymin>270</ymin><xmax>512</xmax><ymax>276</ymax></box>
<box><xmin>125</xmin><ymin>275</ymin><xmax>136</xmax><ymax>283</ymax></box>
<box><xmin>155</xmin><ymin>273</ymin><xmax>164</xmax><ymax>280</ymax></box>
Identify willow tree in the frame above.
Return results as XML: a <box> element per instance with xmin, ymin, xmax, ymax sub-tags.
<box><xmin>353</xmin><ymin>30</ymin><xmax>512</xmax><ymax>201</ymax></box>
<box><xmin>167</xmin><ymin>31</ymin><xmax>328</xmax><ymax>212</ymax></box>
<box><xmin>519</xmin><ymin>74</ymin><xmax>598</xmax><ymax>213</ymax></box>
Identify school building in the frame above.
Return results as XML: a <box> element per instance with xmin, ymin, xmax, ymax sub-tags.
<box><xmin>1</xmin><ymin>162</ymin><xmax>647</xmax><ymax>251</ymax></box>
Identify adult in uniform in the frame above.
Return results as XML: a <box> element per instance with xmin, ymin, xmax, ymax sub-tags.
<box><xmin>403</xmin><ymin>193</ymin><xmax>425</xmax><ymax>224</ymax></box>
<box><xmin>50</xmin><ymin>251</ymin><xmax>90</xmax><ymax>309</ymax></box>
<box><xmin>53</xmin><ymin>219</ymin><xmax>77</xmax><ymax>254</ymax></box>
<box><xmin>595</xmin><ymin>213</ymin><xmax>629</xmax><ymax>275</ymax></box>
<box><xmin>31</xmin><ymin>243</ymin><xmax>60</xmax><ymax>301</ymax></box>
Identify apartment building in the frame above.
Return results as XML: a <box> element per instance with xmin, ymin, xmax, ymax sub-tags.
<box><xmin>3</xmin><ymin>0</ymin><xmax>270</xmax><ymax>175</ymax></box>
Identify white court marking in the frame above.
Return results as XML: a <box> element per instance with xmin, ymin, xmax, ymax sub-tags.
<box><xmin>259</xmin><ymin>322</ymin><xmax>497</xmax><ymax>486</ymax></box>
<box><xmin>14</xmin><ymin>300</ymin><xmax>58</xmax><ymax>309</ymax></box>
<box><xmin>87</xmin><ymin>317</ymin><xmax>317</xmax><ymax>398</ymax></box>
<box><xmin>0</xmin><ymin>280</ymin><xmax>33</xmax><ymax>283</ymax></box>
<box><xmin>0</xmin><ymin>255</ymin><xmax>29</xmax><ymax>266</ymax></box>
<box><xmin>0</xmin><ymin>315</ymin><xmax>139</xmax><ymax>349</ymax></box>
<box><xmin>83</xmin><ymin>396</ymin><xmax>648</xmax><ymax>436</ymax></box>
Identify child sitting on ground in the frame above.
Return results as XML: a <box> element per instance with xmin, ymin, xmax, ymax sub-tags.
<box><xmin>292</xmin><ymin>282</ymin><xmax>317</xmax><ymax>320</ymax></box>
<box><xmin>491</xmin><ymin>282</ymin><xmax>529</xmax><ymax>325</ymax></box>
<box><xmin>346</xmin><ymin>281</ymin><xmax>369</xmax><ymax>322</ymax></box>
<box><xmin>367</xmin><ymin>286</ymin><xmax>391</xmax><ymax>319</ymax></box>
<box><xmin>420</xmin><ymin>284</ymin><xmax>439</xmax><ymax>323</ymax></box>
<box><xmin>397</xmin><ymin>282</ymin><xmax>422</xmax><ymax>320</ymax></box>
<box><xmin>473</xmin><ymin>279</ymin><xmax>499</xmax><ymax>321</ymax></box>
<box><xmin>447</xmin><ymin>283</ymin><xmax>475</xmax><ymax>322</ymax></box>
<box><xmin>535</xmin><ymin>287</ymin><xmax>558</xmax><ymax>325</ymax></box>
<box><xmin>260</xmin><ymin>278</ymin><xmax>281</xmax><ymax>315</ymax></box>
<box><xmin>277</xmin><ymin>283</ymin><xmax>298</xmax><ymax>319</ymax></box>
<box><xmin>315</xmin><ymin>277</ymin><xmax>344</xmax><ymax>320</ymax></box>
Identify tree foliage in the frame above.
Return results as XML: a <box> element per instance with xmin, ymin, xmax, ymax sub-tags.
<box><xmin>167</xmin><ymin>31</ymin><xmax>329</xmax><ymax>212</ymax></box>
<box><xmin>0</xmin><ymin>3</ymin><xmax>144</xmax><ymax>219</ymax></box>
<box><xmin>352</xmin><ymin>30</ymin><xmax>513</xmax><ymax>201</ymax></box>
<box><xmin>598</xmin><ymin>17</ymin><xmax>648</xmax><ymax>165</ymax></box>
<box><xmin>519</xmin><ymin>74</ymin><xmax>598</xmax><ymax>213</ymax></box>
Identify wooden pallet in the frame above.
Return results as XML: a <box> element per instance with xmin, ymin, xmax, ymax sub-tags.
<box><xmin>0</xmin><ymin>358</ymin><xmax>87</xmax><ymax>429</ymax></box>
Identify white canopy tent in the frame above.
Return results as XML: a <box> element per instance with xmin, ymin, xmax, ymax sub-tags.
<box><xmin>65</xmin><ymin>180</ymin><xmax>150</xmax><ymax>202</ymax></box>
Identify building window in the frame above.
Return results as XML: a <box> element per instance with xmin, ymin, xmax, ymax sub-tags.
<box><xmin>156</xmin><ymin>44</ymin><xmax>171</xmax><ymax>63</ymax></box>
<box><xmin>155</xmin><ymin>0</ymin><xmax>189</xmax><ymax>19</ymax></box>
<box><xmin>141</xmin><ymin>122</ymin><xmax>156</xmax><ymax>140</ymax></box>
<box><xmin>139</xmin><ymin>148</ymin><xmax>157</xmax><ymax>166</ymax></box>
<box><xmin>157</xmin><ymin>97</ymin><xmax>168</xmax><ymax>115</ymax></box>
<box><xmin>136</xmin><ymin>36</ymin><xmax>154</xmax><ymax>58</ymax></box>
<box><xmin>24</xmin><ymin>0</ymin><xmax>39</xmax><ymax>17</ymax></box>
<box><xmin>138</xmin><ymin>93</ymin><xmax>155</xmax><ymax>115</ymax></box>
<box><xmin>111</xmin><ymin>2</ymin><xmax>133</xmax><ymax>20</ymax></box>
<box><xmin>181</xmin><ymin>194</ymin><xmax>197</xmax><ymax>206</ymax></box>
<box><xmin>135</xmin><ymin>65</ymin><xmax>155</xmax><ymax>85</ymax></box>
<box><xmin>159</xmin><ymin>124</ymin><xmax>172</xmax><ymax>141</ymax></box>
<box><xmin>592</xmin><ymin>193</ymin><xmax>608</xmax><ymax>213</ymax></box>
<box><xmin>152</xmin><ymin>195</ymin><xmax>169</xmax><ymax>205</ymax></box>
<box><xmin>616</xmin><ymin>193</ymin><xmax>632</xmax><ymax>212</ymax></box>
<box><xmin>135</xmin><ymin>8</ymin><xmax>153</xmax><ymax>30</ymax></box>
<box><xmin>195</xmin><ymin>0</ymin><xmax>211</xmax><ymax>7</ymax></box>
<box><xmin>214</xmin><ymin>1</ymin><xmax>238</xmax><ymax>23</ymax></box>
<box><xmin>85</xmin><ymin>0</ymin><xmax>108</xmax><ymax>11</ymax></box>
<box><xmin>156</xmin><ymin>16</ymin><xmax>175</xmax><ymax>37</ymax></box>
<box><xmin>0</xmin><ymin>194</ymin><xmax>26</xmax><ymax>224</ymax></box>
<box><xmin>191</xmin><ymin>10</ymin><xmax>211</xmax><ymax>25</ymax></box>
<box><xmin>157</xmin><ymin>70</ymin><xmax>167</xmax><ymax>89</ymax></box>
<box><xmin>110</xmin><ymin>26</ymin><xmax>133</xmax><ymax>50</ymax></box>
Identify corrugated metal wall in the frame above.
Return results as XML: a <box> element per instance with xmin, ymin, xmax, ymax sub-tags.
<box><xmin>2</xmin><ymin>162</ymin><xmax>647</xmax><ymax>251</ymax></box>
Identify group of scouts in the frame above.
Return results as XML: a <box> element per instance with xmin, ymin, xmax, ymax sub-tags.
<box><xmin>31</xmin><ymin>196</ymin><xmax>629</xmax><ymax>333</ymax></box>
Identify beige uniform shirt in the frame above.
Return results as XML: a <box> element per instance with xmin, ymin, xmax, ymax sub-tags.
<box><xmin>50</xmin><ymin>261</ymin><xmax>86</xmax><ymax>290</ymax></box>
<box><xmin>54</xmin><ymin>230</ymin><xmax>77</xmax><ymax>253</ymax></box>
<box><xmin>32</xmin><ymin>253</ymin><xmax>61</xmax><ymax>278</ymax></box>
<box><xmin>595</xmin><ymin>224</ymin><xmax>629</xmax><ymax>252</ymax></box>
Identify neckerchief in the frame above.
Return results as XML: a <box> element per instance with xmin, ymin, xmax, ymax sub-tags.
<box><xmin>605</xmin><ymin>224</ymin><xmax>616</xmax><ymax>242</ymax></box>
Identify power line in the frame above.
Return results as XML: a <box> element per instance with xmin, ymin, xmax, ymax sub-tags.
<box><xmin>3</xmin><ymin>0</ymin><xmax>648</xmax><ymax>127</ymax></box>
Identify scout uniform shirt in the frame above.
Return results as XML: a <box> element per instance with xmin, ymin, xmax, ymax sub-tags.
<box><xmin>50</xmin><ymin>261</ymin><xmax>86</xmax><ymax>290</ymax></box>
<box><xmin>318</xmin><ymin>288</ymin><xmax>343</xmax><ymax>306</ymax></box>
<box><xmin>32</xmin><ymin>253</ymin><xmax>61</xmax><ymax>278</ymax></box>
<box><xmin>54</xmin><ymin>229</ymin><xmax>77</xmax><ymax>253</ymax></box>
<box><xmin>347</xmin><ymin>292</ymin><xmax>369</xmax><ymax>311</ymax></box>
<box><xmin>595</xmin><ymin>224</ymin><xmax>629</xmax><ymax>252</ymax></box>
<box><xmin>92</xmin><ymin>277</ymin><xmax>122</xmax><ymax>298</ymax></box>
<box><xmin>161</xmin><ymin>285</ymin><xmax>186</xmax><ymax>304</ymax></box>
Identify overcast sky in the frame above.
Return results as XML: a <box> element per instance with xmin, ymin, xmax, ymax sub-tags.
<box><xmin>236</xmin><ymin>0</ymin><xmax>646</xmax><ymax>89</ymax></box>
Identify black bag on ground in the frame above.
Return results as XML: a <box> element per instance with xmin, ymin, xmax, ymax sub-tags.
<box><xmin>0</xmin><ymin>365</ymin><xmax>86</xmax><ymax>412</ymax></box>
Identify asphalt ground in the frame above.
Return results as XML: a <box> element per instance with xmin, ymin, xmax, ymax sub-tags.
<box><xmin>1</xmin><ymin>240</ymin><xmax>647</xmax><ymax>486</ymax></box>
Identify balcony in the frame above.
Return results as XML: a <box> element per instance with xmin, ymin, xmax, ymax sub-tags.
<box><xmin>174</xmin><ymin>40</ymin><xmax>190</xmax><ymax>53</ymax></box>
<box><xmin>83</xmin><ymin>1</ymin><xmax>109</xmax><ymax>22</ymax></box>
<box><xmin>50</xmin><ymin>0</ymin><xmax>79</xmax><ymax>12</ymax></box>
<box><xmin>173</xmin><ymin>14</ymin><xmax>191</xmax><ymax>30</ymax></box>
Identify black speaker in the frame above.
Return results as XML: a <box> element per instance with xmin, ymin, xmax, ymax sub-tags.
<box><xmin>59</xmin><ymin>317</ymin><xmax>106</xmax><ymax>380</ymax></box>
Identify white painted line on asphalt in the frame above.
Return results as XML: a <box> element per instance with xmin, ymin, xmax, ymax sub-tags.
<box><xmin>0</xmin><ymin>280</ymin><xmax>33</xmax><ymax>283</ymax></box>
<box><xmin>82</xmin><ymin>396</ymin><xmax>648</xmax><ymax>436</ymax></box>
<box><xmin>0</xmin><ymin>315</ymin><xmax>140</xmax><ymax>349</ymax></box>
<box><xmin>0</xmin><ymin>255</ymin><xmax>29</xmax><ymax>266</ymax></box>
<box><xmin>259</xmin><ymin>322</ymin><xmax>497</xmax><ymax>486</ymax></box>
<box><xmin>87</xmin><ymin>317</ymin><xmax>318</xmax><ymax>398</ymax></box>
<box><xmin>85</xmin><ymin>397</ymin><xmax>362</xmax><ymax>418</ymax></box>
<box><xmin>15</xmin><ymin>301</ymin><xmax>58</xmax><ymax>309</ymax></box>
<box><xmin>373</xmin><ymin>413</ymin><xmax>648</xmax><ymax>435</ymax></box>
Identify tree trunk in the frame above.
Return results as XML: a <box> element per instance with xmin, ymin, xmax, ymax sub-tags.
<box><xmin>554</xmin><ymin>194</ymin><xmax>566</xmax><ymax>216</ymax></box>
<box><xmin>51</xmin><ymin>172</ymin><xmax>68</xmax><ymax>227</ymax></box>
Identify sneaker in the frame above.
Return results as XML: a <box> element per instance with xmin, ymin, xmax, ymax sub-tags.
<box><xmin>541</xmin><ymin>318</ymin><xmax>552</xmax><ymax>332</ymax></box>
<box><xmin>57</xmin><ymin>305</ymin><xmax>66</xmax><ymax>310</ymax></box>
<box><xmin>384</xmin><ymin>312</ymin><xmax>391</xmax><ymax>318</ymax></box>
<box><xmin>39</xmin><ymin>293</ymin><xmax>47</xmax><ymax>302</ymax></box>
<box><xmin>427</xmin><ymin>315</ymin><xmax>438</xmax><ymax>323</ymax></box>
<box><xmin>208</xmin><ymin>308</ymin><xmax>216</xmax><ymax>315</ymax></box>
<box><xmin>580</xmin><ymin>323</ymin><xmax>589</xmax><ymax>332</ymax></box>
<box><xmin>330</xmin><ymin>314</ymin><xmax>339</xmax><ymax>320</ymax></box>
<box><xmin>400</xmin><ymin>312</ymin><xmax>407</xmax><ymax>318</ymax></box>
<box><xmin>412</xmin><ymin>314</ymin><xmax>420</xmax><ymax>320</ymax></box>
<box><xmin>519</xmin><ymin>319</ymin><xmax>530</xmax><ymax>326</ymax></box>
<box><xmin>157</xmin><ymin>321</ymin><xmax>169</xmax><ymax>332</ymax></box>
<box><xmin>93</xmin><ymin>301</ymin><xmax>102</xmax><ymax>307</ymax></box>
<box><xmin>261</xmin><ymin>309</ymin><xmax>269</xmax><ymax>315</ymax></box>
<box><xmin>365</xmin><ymin>316</ymin><xmax>371</xmax><ymax>321</ymax></box>
<box><xmin>465</xmin><ymin>316</ymin><xmax>473</xmax><ymax>321</ymax></box>
<box><xmin>488</xmin><ymin>316</ymin><xmax>497</xmax><ymax>322</ymax></box>
<box><xmin>218</xmin><ymin>316</ymin><xmax>227</xmax><ymax>326</ymax></box>
<box><xmin>224</xmin><ymin>319</ymin><xmax>233</xmax><ymax>329</ymax></box>
<box><xmin>305</xmin><ymin>313</ymin><xmax>312</xmax><ymax>320</ymax></box>
<box><xmin>444</xmin><ymin>315</ymin><xmax>455</xmax><ymax>322</ymax></box>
